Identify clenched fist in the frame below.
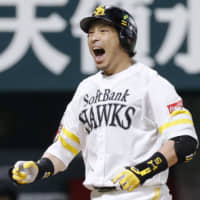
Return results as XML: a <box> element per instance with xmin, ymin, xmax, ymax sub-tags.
<box><xmin>9</xmin><ymin>161</ymin><xmax>39</xmax><ymax>184</ymax></box>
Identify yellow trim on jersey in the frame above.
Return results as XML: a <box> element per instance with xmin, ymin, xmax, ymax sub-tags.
<box><xmin>153</xmin><ymin>187</ymin><xmax>160</xmax><ymax>200</ymax></box>
<box><xmin>185</xmin><ymin>156</ymin><xmax>193</xmax><ymax>162</ymax></box>
<box><xmin>59</xmin><ymin>135</ymin><xmax>79</xmax><ymax>155</ymax></box>
<box><xmin>62</xmin><ymin>127</ymin><xmax>80</xmax><ymax>144</ymax></box>
<box><xmin>170</xmin><ymin>109</ymin><xmax>192</xmax><ymax>118</ymax></box>
<box><xmin>159</xmin><ymin>119</ymin><xmax>193</xmax><ymax>134</ymax></box>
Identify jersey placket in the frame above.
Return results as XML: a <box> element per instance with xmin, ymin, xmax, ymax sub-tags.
<box><xmin>96</xmin><ymin>125</ymin><xmax>106</xmax><ymax>184</ymax></box>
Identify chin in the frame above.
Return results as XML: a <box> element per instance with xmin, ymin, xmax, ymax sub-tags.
<box><xmin>96</xmin><ymin>63</ymin><xmax>106</xmax><ymax>70</ymax></box>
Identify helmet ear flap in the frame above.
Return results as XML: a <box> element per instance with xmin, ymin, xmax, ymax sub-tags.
<box><xmin>119</xmin><ymin>29</ymin><xmax>127</xmax><ymax>48</ymax></box>
<box><xmin>119</xmin><ymin>29</ymin><xmax>125</xmax><ymax>40</ymax></box>
<box><xmin>119</xmin><ymin>29</ymin><xmax>133</xmax><ymax>56</ymax></box>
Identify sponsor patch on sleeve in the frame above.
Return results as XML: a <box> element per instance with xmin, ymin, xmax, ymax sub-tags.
<box><xmin>54</xmin><ymin>123</ymin><xmax>63</xmax><ymax>142</ymax></box>
<box><xmin>167</xmin><ymin>100</ymin><xmax>183</xmax><ymax>114</ymax></box>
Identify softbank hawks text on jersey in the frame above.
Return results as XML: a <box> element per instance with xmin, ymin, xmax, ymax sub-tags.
<box><xmin>79</xmin><ymin>89</ymin><xmax>136</xmax><ymax>133</ymax></box>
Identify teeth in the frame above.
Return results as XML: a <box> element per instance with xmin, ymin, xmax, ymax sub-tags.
<box><xmin>93</xmin><ymin>47</ymin><xmax>101</xmax><ymax>50</ymax></box>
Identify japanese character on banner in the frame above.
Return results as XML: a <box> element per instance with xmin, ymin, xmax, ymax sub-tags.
<box><xmin>155</xmin><ymin>0</ymin><xmax>200</xmax><ymax>73</ymax></box>
<box><xmin>0</xmin><ymin>0</ymin><xmax>70</xmax><ymax>75</ymax></box>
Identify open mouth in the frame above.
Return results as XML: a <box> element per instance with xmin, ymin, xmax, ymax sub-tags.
<box><xmin>93</xmin><ymin>48</ymin><xmax>105</xmax><ymax>63</ymax></box>
<box><xmin>93</xmin><ymin>48</ymin><xmax>105</xmax><ymax>56</ymax></box>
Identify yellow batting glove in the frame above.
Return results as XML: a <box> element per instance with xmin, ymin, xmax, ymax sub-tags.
<box><xmin>113</xmin><ymin>152</ymin><xmax>168</xmax><ymax>192</ymax></box>
<box><xmin>112</xmin><ymin>168</ymin><xmax>140</xmax><ymax>192</ymax></box>
<box><xmin>11</xmin><ymin>161</ymin><xmax>39</xmax><ymax>184</ymax></box>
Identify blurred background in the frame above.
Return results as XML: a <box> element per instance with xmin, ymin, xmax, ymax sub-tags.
<box><xmin>0</xmin><ymin>0</ymin><xmax>200</xmax><ymax>200</ymax></box>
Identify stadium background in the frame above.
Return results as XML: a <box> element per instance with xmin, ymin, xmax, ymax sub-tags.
<box><xmin>0</xmin><ymin>0</ymin><xmax>200</xmax><ymax>199</ymax></box>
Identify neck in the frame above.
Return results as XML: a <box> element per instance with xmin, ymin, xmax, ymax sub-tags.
<box><xmin>104</xmin><ymin>52</ymin><xmax>134</xmax><ymax>75</ymax></box>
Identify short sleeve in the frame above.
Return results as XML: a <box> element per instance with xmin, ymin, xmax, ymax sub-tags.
<box><xmin>45</xmin><ymin>84</ymin><xmax>85</xmax><ymax>167</ymax></box>
<box><xmin>147</xmin><ymin>75</ymin><xmax>198</xmax><ymax>142</ymax></box>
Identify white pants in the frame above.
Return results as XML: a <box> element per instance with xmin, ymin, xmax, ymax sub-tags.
<box><xmin>91</xmin><ymin>185</ymin><xmax>172</xmax><ymax>200</ymax></box>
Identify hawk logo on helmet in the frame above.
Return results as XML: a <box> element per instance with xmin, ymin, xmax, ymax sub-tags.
<box><xmin>93</xmin><ymin>6</ymin><xmax>105</xmax><ymax>16</ymax></box>
<box><xmin>121</xmin><ymin>14</ymin><xmax>129</xmax><ymax>26</ymax></box>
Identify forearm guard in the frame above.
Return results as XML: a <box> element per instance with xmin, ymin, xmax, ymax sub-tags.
<box><xmin>127</xmin><ymin>152</ymin><xmax>168</xmax><ymax>184</ymax></box>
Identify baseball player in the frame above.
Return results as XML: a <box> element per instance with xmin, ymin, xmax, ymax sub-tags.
<box><xmin>9</xmin><ymin>5</ymin><xmax>198</xmax><ymax>200</ymax></box>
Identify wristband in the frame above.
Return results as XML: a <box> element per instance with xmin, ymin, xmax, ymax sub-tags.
<box><xmin>126</xmin><ymin>152</ymin><xmax>168</xmax><ymax>184</ymax></box>
<box><xmin>36</xmin><ymin>158</ymin><xmax>54</xmax><ymax>180</ymax></box>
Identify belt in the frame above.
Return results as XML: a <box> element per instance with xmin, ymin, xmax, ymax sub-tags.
<box><xmin>94</xmin><ymin>186</ymin><xmax>117</xmax><ymax>192</ymax></box>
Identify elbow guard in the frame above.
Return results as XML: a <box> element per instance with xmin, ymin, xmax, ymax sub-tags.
<box><xmin>170</xmin><ymin>135</ymin><xmax>198</xmax><ymax>163</ymax></box>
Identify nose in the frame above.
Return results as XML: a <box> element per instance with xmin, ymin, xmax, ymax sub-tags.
<box><xmin>91</xmin><ymin>33</ymin><xmax>100</xmax><ymax>43</ymax></box>
<box><xmin>89</xmin><ymin>30</ymin><xmax>101</xmax><ymax>43</ymax></box>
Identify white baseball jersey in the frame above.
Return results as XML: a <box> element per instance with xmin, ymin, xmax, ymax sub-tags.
<box><xmin>46</xmin><ymin>62</ymin><xmax>197</xmax><ymax>198</ymax></box>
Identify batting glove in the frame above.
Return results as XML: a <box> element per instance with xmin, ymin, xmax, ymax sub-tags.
<box><xmin>112</xmin><ymin>152</ymin><xmax>168</xmax><ymax>192</ymax></box>
<box><xmin>112</xmin><ymin>167</ymin><xmax>140</xmax><ymax>192</ymax></box>
<box><xmin>10</xmin><ymin>161</ymin><xmax>39</xmax><ymax>184</ymax></box>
